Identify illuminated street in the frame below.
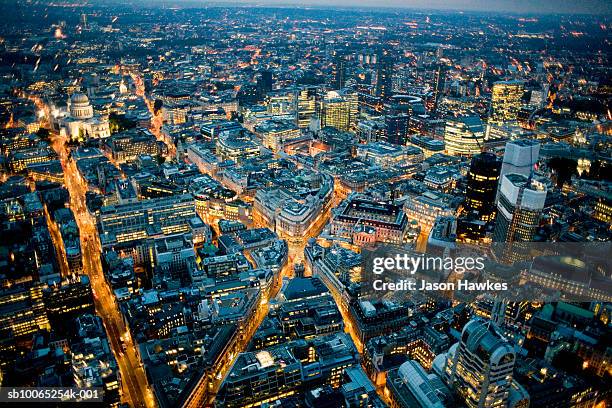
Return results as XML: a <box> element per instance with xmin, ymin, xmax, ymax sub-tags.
<box><xmin>49</xmin><ymin>133</ymin><xmax>156</xmax><ymax>408</ymax></box>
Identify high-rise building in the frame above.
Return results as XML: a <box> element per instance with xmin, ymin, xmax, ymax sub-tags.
<box><xmin>295</xmin><ymin>86</ymin><xmax>318</xmax><ymax>128</ymax></box>
<box><xmin>321</xmin><ymin>90</ymin><xmax>358</xmax><ymax>132</ymax></box>
<box><xmin>257</xmin><ymin>70</ymin><xmax>273</xmax><ymax>94</ymax></box>
<box><xmin>444</xmin><ymin>116</ymin><xmax>484</xmax><ymax>157</ymax></box>
<box><xmin>490</xmin><ymin>80</ymin><xmax>525</xmax><ymax>125</ymax></box>
<box><xmin>376</xmin><ymin>50</ymin><xmax>394</xmax><ymax>99</ymax></box>
<box><xmin>385</xmin><ymin>114</ymin><xmax>410</xmax><ymax>145</ymax></box>
<box><xmin>464</xmin><ymin>153</ymin><xmax>501</xmax><ymax>222</ymax></box>
<box><xmin>445</xmin><ymin>319</ymin><xmax>516</xmax><ymax>408</ymax></box>
<box><xmin>493</xmin><ymin>173</ymin><xmax>547</xmax><ymax>243</ymax></box>
<box><xmin>332</xmin><ymin>55</ymin><xmax>347</xmax><ymax>89</ymax></box>
<box><xmin>499</xmin><ymin>139</ymin><xmax>540</xmax><ymax>182</ymax></box>
<box><xmin>431</xmin><ymin>64</ymin><xmax>446</xmax><ymax>114</ymax></box>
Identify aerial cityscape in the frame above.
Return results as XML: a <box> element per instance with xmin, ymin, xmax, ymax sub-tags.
<box><xmin>0</xmin><ymin>1</ymin><xmax>610</xmax><ymax>407</ymax></box>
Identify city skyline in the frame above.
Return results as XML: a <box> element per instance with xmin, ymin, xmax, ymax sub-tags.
<box><xmin>132</xmin><ymin>0</ymin><xmax>612</xmax><ymax>15</ymax></box>
<box><xmin>0</xmin><ymin>2</ymin><xmax>610</xmax><ymax>407</ymax></box>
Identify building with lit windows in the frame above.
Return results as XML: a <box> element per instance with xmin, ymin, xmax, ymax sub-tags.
<box><xmin>216</xmin><ymin>332</ymin><xmax>359</xmax><ymax>408</ymax></box>
<box><xmin>493</xmin><ymin>174</ymin><xmax>546</xmax><ymax>243</ymax></box>
<box><xmin>332</xmin><ymin>55</ymin><xmax>347</xmax><ymax>89</ymax></box>
<box><xmin>42</xmin><ymin>275</ymin><xmax>94</xmax><ymax>326</ymax></box>
<box><xmin>320</xmin><ymin>90</ymin><xmax>359</xmax><ymax>132</ymax></box>
<box><xmin>71</xmin><ymin>314</ymin><xmax>121</xmax><ymax>406</ymax></box>
<box><xmin>526</xmin><ymin>256</ymin><xmax>612</xmax><ymax>302</ymax></box>
<box><xmin>356</xmin><ymin>142</ymin><xmax>423</xmax><ymax>168</ymax></box>
<box><xmin>295</xmin><ymin>86</ymin><xmax>318</xmax><ymax>128</ymax></box>
<box><xmin>106</xmin><ymin>129</ymin><xmax>161</xmax><ymax>163</ymax></box>
<box><xmin>490</xmin><ymin>80</ymin><xmax>525</xmax><ymax>125</ymax></box>
<box><xmin>186</xmin><ymin>142</ymin><xmax>221</xmax><ymax>176</ymax></box>
<box><xmin>348</xmin><ymin>299</ymin><xmax>413</xmax><ymax>346</ymax></box>
<box><xmin>444</xmin><ymin>319</ymin><xmax>516</xmax><ymax>408</ymax></box>
<box><xmin>215</xmin><ymin>131</ymin><xmax>261</xmax><ymax>163</ymax></box>
<box><xmin>8</xmin><ymin>145</ymin><xmax>57</xmax><ymax>173</ymax></box>
<box><xmin>330</xmin><ymin>194</ymin><xmax>410</xmax><ymax>246</ymax></box>
<box><xmin>254</xmin><ymin>119</ymin><xmax>301</xmax><ymax>153</ymax></box>
<box><xmin>98</xmin><ymin>194</ymin><xmax>196</xmax><ymax>245</ymax></box>
<box><xmin>357</xmin><ymin>118</ymin><xmax>387</xmax><ymax>143</ymax></box>
<box><xmin>404</xmin><ymin>192</ymin><xmax>456</xmax><ymax>232</ymax></box>
<box><xmin>54</xmin><ymin>207</ymin><xmax>83</xmax><ymax>273</ymax></box>
<box><xmin>593</xmin><ymin>198</ymin><xmax>612</xmax><ymax>224</ymax></box>
<box><xmin>153</xmin><ymin>234</ymin><xmax>197</xmax><ymax>286</ymax></box>
<box><xmin>409</xmin><ymin>135</ymin><xmax>445</xmax><ymax>158</ymax></box>
<box><xmin>431</xmin><ymin>64</ymin><xmax>446</xmax><ymax>114</ymax></box>
<box><xmin>0</xmin><ymin>282</ymin><xmax>50</xmax><ymax>339</ymax></box>
<box><xmin>444</xmin><ymin>116</ymin><xmax>484</xmax><ymax>157</ymax></box>
<box><xmin>385</xmin><ymin>114</ymin><xmax>410</xmax><ymax>146</ymax></box>
<box><xmin>364</xmin><ymin>324</ymin><xmax>449</xmax><ymax>387</ymax></box>
<box><xmin>253</xmin><ymin>173</ymin><xmax>333</xmax><ymax>238</ymax></box>
<box><xmin>376</xmin><ymin>51</ymin><xmax>394</xmax><ymax>99</ymax></box>
<box><xmin>463</xmin><ymin>153</ymin><xmax>501</xmax><ymax>222</ymax></box>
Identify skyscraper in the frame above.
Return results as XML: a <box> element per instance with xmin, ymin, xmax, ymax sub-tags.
<box><xmin>376</xmin><ymin>50</ymin><xmax>394</xmax><ymax>99</ymax></box>
<box><xmin>431</xmin><ymin>64</ymin><xmax>446</xmax><ymax>114</ymax></box>
<box><xmin>444</xmin><ymin>116</ymin><xmax>484</xmax><ymax>157</ymax></box>
<box><xmin>257</xmin><ymin>70</ymin><xmax>273</xmax><ymax>94</ymax></box>
<box><xmin>490</xmin><ymin>80</ymin><xmax>525</xmax><ymax>125</ymax></box>
<box><xmin>295</xmin><ymin>86</ymin><xmax>318</xmax><ymax>129</ymax></box>
<box><xmin>493</xmin><ymin>173</ymin><xmax>547</xmax><ymax>243</ymax></box>
<box><xmin>332</xmin><ymin>55</ymin><xmax>347</xmax><ymax>90</ymax></box>
<box><xmin>446</xmin><ymin>319</ymin><xmax>516</xmax><ymax>408</ymax></box>
<box><xmin>385</xmin><ymin>114</ymin><xmax>410</xmax><ymax>146</ymax></box>
<box><xmin>499</xmin><ymin>139</ymin><xmax>540</xmax><ymax>182</ymax></box>
<box><xmin>464</xmin><ymin>153</ymin><xmax>501</xmax><ymax>222</ymax></box>
<box><xmin>320</xmin><ymin>90</ymin><xmax>358</xmax><ymax>132</ymax></box>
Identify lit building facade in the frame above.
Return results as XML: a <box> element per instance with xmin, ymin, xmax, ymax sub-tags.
<box><xmin>493</xmin><ymin>174</ymin><xmax>546</xmax><ymax>243</ymax></box>
<box><xmin>216</xmin><ymin>131</ymin><xmax>261</xmax><ymax>164</ymax></box>
<box><xmin>445</xmin><ymin>319</ymin><xmax>516</xmax><ymax>408</ymax></box>
<box><xmin>55</xmin><ymin>93</ymin><xmax>111</xmax><ymax>140</ymax></box>
<box><xmin>321</xmin><ymin>90</ymin><xmax>359</xmax><ymax>132</ymax></box>
<box><xmin>295</xmin><ymin>86</ymin><xmax>318</xmax><ymax>128</ymax></box>
<box><xmin>98</xmin><ymin>194</ymin><xmax>196</xmax><ymax>245</ymax></box>
<box><xmin>464</xmin><ymin>153</ymin><xmax>501</xmax><ymax>222</ymax></box>
<box><xmin>490</xmin><ymin>80</ymin><xmax>525</xmax><ymax>125</ymax></box>
<box><xmin>444</xmin><ymin>116</ymin><xmax>484</xmax><ymax>157</ymax></box>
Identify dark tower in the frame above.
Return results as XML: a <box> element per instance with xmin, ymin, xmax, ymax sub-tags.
<box><xmin>385</xmin><ymin>114</ymin><xmax>410</xmax><ymax>146</ymax></box>
<box><xmin>376</xmin><ymin>50</ymin><xmax>394</xmax><ymax>99</ymax></box>
<box><xmin>432</xmin><ymin>64</ymin><xmax>446</xmax><ymax>114</ymax></box>
<box><xmin>332</xmin><ymin>55</ymin><xmax>347</xmax><ymax>90</ymax></box>
<box><xmin>464</xmin><ymin>152</ymin><xmax>501</xmax><ymax>222</ymax></box>
<box><xmin>257</xmin><ymin>70</ymin><xmax>273</xmax><ymax>94</ymax></box>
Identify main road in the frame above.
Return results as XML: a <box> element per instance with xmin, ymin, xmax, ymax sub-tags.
<box><xmin>50</xmin><ymin>133</ymin><xmax>156</xmax><ymax>408</ymax></box>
